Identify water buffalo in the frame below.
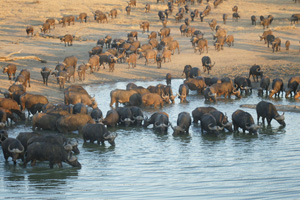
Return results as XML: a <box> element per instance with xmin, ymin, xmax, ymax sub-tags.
<box><xmin>129</xmin><ymin>106</ymin><xmax>144</xmax><ymax>125</ymax></box>
<box><xmin>24</xmin><ymin>142</ymin><xmax>81</xmax><ymax>168</ymax></box>
<box><xmin>202</xmin><ymin>56</ymin><xmax>215</xmax><ymax>74</ymax></box>
<box><xmin>64</xmin><ymin>86</ymin><xmax>97</xmax><ymax>108</ymax></box>
<box><xmin>86</xmin><ymin>55</ymin><xmax>100</xmax><ymax>73</ymax></box>
<box><xmin>249</xmin><ymin>64</ymin><xmax>263</xmax><ymax>82</ymax></box>
<box><xmin>140</xmin><ymin>21</ymin><xmax>150</xmax><ymax>33</ymax></box>
<box><xmin>56</xmin><ymin>114</ymin><xmax>95</xmax><ymax>133</ymax></box>
<box><xmin>0</xmin><ymin>130</ymin><xmax>8</xmax><ymax>143</ymax></box>
<box><xmin>209</xmin><ymin>19</ymin><xmax>217</xmax><ymax>31</ymax></box>
<box><xmin>182</xmin><ymin>65</ymin><xmax>192</xmax><ymax>79</ymax></box>
<box><xmin>232</xmin><ymin>109</ymin><xmax>258</xmax><ymax>134</ymax></box>
<box><xmin>210</xmin><ymin>110</ymin><xmax>232</xmax><ymax>132</ymax></box>
<box><xmin>77</xmin><ymin>65</ymin><xmax>86</xmax><ymax>81</ymax></box>
<box><xmin>142</xmin><ymin>93</ymin><xmax>166</xmax><ymax>108</ymax></box>
<box><xmin>223</xmin><ymin>14</ymin><xmax>228</xmax><ymax>24</ymax></box>
<box><xmin>2</xmin><ymin>64</ymin><xmax>17</xmax><ymax>80</ymax></box>
<box><xmin>40</xmin><ymin>22</ymin><xmax>50</xmax><ymax>33</ymax></box>
<box><xmin>62</xmin><ymin>56</ymin><xmax>78</xmax><ymax>69</ymax></box>
<box><xmin>82</xmin><ymin>124</ymin><xmax>117</xmax><ymax>146</ymax></box>
<box><xmin>184</xmin><ymin>77</ymin><xmax>206</xmax><ymax>94</ymax></box>
<box><xmin>258</xmin><ymin>76</ymin><xmax>270</xmax><ymax>97</ymax></box>
<box><xmin>60</xmin><ymin>34</ymin><xmax>73</xmax><ymax>47</ymax></box>
<box><xmin>171</xmin><ymin>112</ymin><xmax>191</xmax><ymax>135</ymax></box>
<box><xmin>192</xmin><ymin>106</ymin><xmax>217</xmax><ymax>124</ymax></box>
<box><xmin>32</xmin><ymin>113</ymin><xmax>62</xmax><ymax>131</ymax></box>
<box><xmin>24</xmin><ymin>94</ymin><xmax>49</xmax><ymax>116</ymax></box>
<box><xmin>16</xmin><ymin>132</ymin><xmax>41</xmax><ymax>151</ymax></box>
<box><xmin>285</xmin><ymin>76</ymin><xmax>300</xmax><ymax>98</ymax></box>
<box><xmin>232</xmin><ymin>13</ymin><xmax>240</xmax><ymax>22</ymax></box>
<box><xmin>144</xmin><ymin>112</ymin><xmax>169</xmax><ymax>133</ymax></box>
<box><xmin>91</xmin><ymin>107</ymin><xmax>103</xmax><ymax>122</ymax></box>
<box><xmin>40</xmin><ymin>67</ymin><xmax>51</xmax><ymax>86</ymax></box>
<box><xmin>272</xmin><ymin>37</ymin><xmax>281</xmax><ymax>53</ymax></box>
<box><xmin>251</xmin><ymin>15</ymin><xmax>257</xmax><ymax>25</ymax></box>
<box><xmin>102</xmin><ymin>109</ymin><xmax>119</xmax><ymax>127</ymax></box>
<box><xmin>15</xmin><ymin>69</ymin><xmax>31</xmax><ymax>87</ymax></box>
<box><xmin>59</xmin><ymin>15</ymin><xmax>75</xmax><ymax>26</ymax></box>
<box><xmin>269</xmin><ymin>78</ymin><xmax>284</xmax><ymax>98</ymax></box>
<box><xmin>259</xmin><ymin>30</ymin><xmax>273</xmax><ymax>44</ymax></box>
<box><xmin>166</xmin><ymin>73</ymin><xmax>172</xmax><ymax>86</ymax></box>
<box><xmin>256</xmin><ymin>101</ymin><xmax>285</xmax><ymax>127</ymax></box>
<box><xmin>110</xmin><ymin>89</ymin><xmax>138</xmax><ymax>107</ymax></box>
<box><xmin>76</xmin><ymin>12</ymin><xmax>88</xmax><ymax>23</ymax></box>
<box><xmin>116</xmin><ymin>107</ymin><xmax>135</xmax><ymax>126</ymax></box>
<box><xmin>26</xmin><ymin>26</ymin><xmax>34</xmax><ymax>37</ymax></box>
<box><xmin>234</xmin><ymin>76</ymin><xmax>252</xmax><ymax>95</ymax></box>
<box><xmin>2</xmin><ymin>138</ymin><xmax>24</xmax><ymax>165</ymax></box>
<box><xmin>178</xmin><ymin>84</ymin><xmax>189</xmax><ymax>103</ymax></box>
<box><xmin>200</xmin><ymin>113</ymin><xmax>223</xmax><ymax>135</ymax></box>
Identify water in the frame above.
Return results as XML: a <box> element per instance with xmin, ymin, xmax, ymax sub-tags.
<box><xmin>1</xmin><ymin>79</ymin><xmax>300</xmax><ymax>199</ymax></box>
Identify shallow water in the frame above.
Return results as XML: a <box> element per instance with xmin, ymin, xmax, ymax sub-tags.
<box><xmin>1</xmin><ymin>79</ymin><xmax>300</xmax><ymax>199</ymax></box>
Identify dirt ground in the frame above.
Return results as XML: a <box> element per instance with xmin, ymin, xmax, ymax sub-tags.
<box><xmin>0</xmin><ymin>0</ymin><xmax>300</xmax><ymax>103</ymax></box>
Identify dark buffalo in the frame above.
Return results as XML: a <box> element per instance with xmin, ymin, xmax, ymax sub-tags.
<box><xmin>116</xmin><ymin>107</ymin><xmax>135</xmax><ymax>126</ymax></box>
<box><xmin>249</xmin><ymin>64</ymin><xmax>263</xmax><ymax>82</ymax></box>
<box><xmin>200</xmin><ymin>113</ymin><xmax>223</xmax><ymax>134</ymax></box>
<box><xmin>256</xmin><ymin>101</ymin><xmax>285</xmax><ymax>126</ymax></box>
<box><xmin>91</xmin><ymin>107</ymin><xmax>103</xmax><ymax>122</ymax></box>
<box><xmin>234</xmin><ymin>76</ymin><xmax>252</xmax><ymax>95</ymax></box>
<box><xmin>285</xmin><ymin>76</ymin><xmax>300</xmax><ymax>98</ymax></box>
<box><xmin>82</xmin><ymin>123</ymin><xmax>117</xmax><ymax>146</ymax></box>
<box><xmin>144</xmin><ymin>112</ymin><xmax>169</xmax><ymax>133</ymax></box>
<box><xmin>27</xmin><ymin>134</ymin><xmax>79</xmax><ymax>154</ymax></box>
<box><xmin>258</xmin><ymin>76</ymin><xmax>270</xmax><ymax>96</ymax></box>
<box><xmin>2</xmin><ymin>138</ymin><xmax>24</xmax><ymax>165</ymax></box>
<box><xmin>166</xmin><ymin>73</ymin><xmax>172</xmax><ymax>86</ymax></box>
<box><xmin>202</xmin><ymin>56</ymin><xmax>215</xmax><ymax>74</ymax></box>
<box><xmin>210</xmin><ymin>110</ymin><xmax>232</xmax><ymax>132</ymax></box>
<box><xmin>171</xmin><ymin>112</ymin><xmax>191</xmax><ymax>135</ymax></box>
<box><xmin>129</xmin><ymin>106</ymin><xmax>144</xmax><ymax>125</ymax></box>
<box><xmin>232</xmin><ymin>109</ymin><xmax>258</xmax><ymax>134</ymax></box>
<box><xmin>24</xmin><ymin>142</ymin><xmax>81</xmax><ymax>168</ymax></box>
<box><xmin>16</xmin><ymin>131</ymin><xmax>40</xmax><ymax>151</ymax></box>
<box><xmin>40</xmin><ymin>67</ymin><xmax>51</xmax><ymax>86</ymax></box>
<box><xmin>192</xmin><ymin>106</ymin><xmax>217</xmax><ymax>124</ymax></box>
<box><xmin>32</xmin><ymin>113</ymin><xmax>62</xmax><ymax>131</ymax></box>
<box><xmin>182</xmin><ymin>65</ymin><xmax>192</xmax><ymax>79</ymax></box>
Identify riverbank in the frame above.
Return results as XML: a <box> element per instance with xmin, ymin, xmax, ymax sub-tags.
<box><xmin>0</xmin><ymin>0</ymin><xmax>299</xmax><ymax>103</ymax></box>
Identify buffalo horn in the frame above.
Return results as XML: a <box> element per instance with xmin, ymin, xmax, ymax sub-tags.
<box><xmin>208</xmin><ymin>123</ymin><xmax>218</xmax><ymax>131</ymax></box>
<box><xmin>8</xmin><ymin>144</ymin><xmax>24</xmax><ymax>154</ymax></box>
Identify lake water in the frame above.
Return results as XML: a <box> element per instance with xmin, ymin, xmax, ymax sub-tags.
<box><xmin>1</xmin><ymin>79</ymin><xmax>300</xmax><ymax>199</ymax></box>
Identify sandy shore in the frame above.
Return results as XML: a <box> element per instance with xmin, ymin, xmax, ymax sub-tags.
<box><xmin>0</xmin><ymin>0</ymin><xmax>300</xmax><ymax>103</ymax></box>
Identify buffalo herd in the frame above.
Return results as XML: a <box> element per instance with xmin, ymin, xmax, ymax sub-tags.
<box><xmin>0</xmin><ymin>0</ymin><xmax>299</xmax><ymax>169</ymax></box>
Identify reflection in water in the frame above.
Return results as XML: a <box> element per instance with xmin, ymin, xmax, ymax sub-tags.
<box><xmin>27</xmin><ymin>168</ymin><xmax>79</xmax><ymax>190</ymax></box>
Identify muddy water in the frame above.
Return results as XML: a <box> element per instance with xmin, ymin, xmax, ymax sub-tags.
<box><xmin>1</xmin><ymin>79</ymin><xmax>300</xmax><ymax>199</ymax></box>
